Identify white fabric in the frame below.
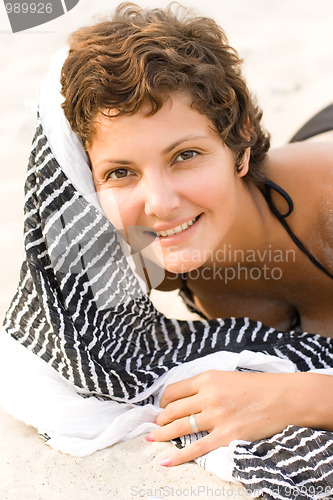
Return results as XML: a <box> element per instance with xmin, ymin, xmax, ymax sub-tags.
<box><xmin>38</xmin><ymin>47</ymin><xmax>100</xmax><ymax>211</ymax></box>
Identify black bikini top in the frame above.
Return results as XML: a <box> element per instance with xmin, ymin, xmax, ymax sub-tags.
<box><xmin>261</xmin><ymin>179</ymin><xmax>333</xmax><ymax>280</ymax></box>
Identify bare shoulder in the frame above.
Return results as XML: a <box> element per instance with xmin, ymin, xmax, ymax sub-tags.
<box><xmin>267</xmin><ymin>141</ymin><xmax>333</xmax><ymax>176</ymax></box>
<box><xmin>265</xmin><ymin>141</ymin><xmax>333</xmax><ymax>254</ymax></box>
<box><xmin>266</xmin><ymin>142</ymin><xmax>333</xmax><ymax>207</ymax></box>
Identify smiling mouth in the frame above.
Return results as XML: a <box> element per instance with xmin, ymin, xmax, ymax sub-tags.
<box><xmin>154</xmin><ymin>215</ymin><xmax>201</xmax><ymax>238</ymax></box>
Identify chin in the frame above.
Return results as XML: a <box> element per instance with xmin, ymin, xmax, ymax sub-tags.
<box><xmin>163</xmin><ymin>259</ymin><xmax>203</xmax><ymax>275</ymax></box>
<box><xmin>162</xmin><ymin>246</ymin><xmax>209</xmax><ymax>275</ymax></box>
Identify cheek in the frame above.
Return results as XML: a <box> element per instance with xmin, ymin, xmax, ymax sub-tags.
<box><xmin>96</xmin><ymin>189</ymin><xmax>130</xmax><ymax>228</ymax></box>
<box><xmin>193</xmin><ymin>172</ymin><xmax>238</xmax><ymax>232</ymax></box>
<box><xmin>188</xmin><ymin>173</ymin><xmax>228</xmax><ymax>210</ymax></box>
<box><xmin>183</xmin><ymin>171</ymin><xmax>218</xmax><ymax>204</ymax></box>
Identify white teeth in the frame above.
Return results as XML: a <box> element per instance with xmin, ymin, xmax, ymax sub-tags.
<box><xmin>156</xmin><ymin>216</ymin><xmax>199</xmax><ymax>238</ymax></box>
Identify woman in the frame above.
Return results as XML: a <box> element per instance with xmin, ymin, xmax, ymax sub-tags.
<box><xmin>59</xmin><ymin>1</ymin><xmax>333</xmax><ymax>464</ymax></box>
<box><xmin>1</xmin><ymin>3</ymin><xmax>333</xmax><ymax>497</ymax></box>
<box><xmin>62</xmin><ymin>4</ymin><xmax>333</xmax><ymax>334</ymax></box>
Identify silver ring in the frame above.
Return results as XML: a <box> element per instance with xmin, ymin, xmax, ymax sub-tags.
<box><xmin>189</xmin><ymin>414</ymin><xmax>199</xmax><ymax>433</ymax></box>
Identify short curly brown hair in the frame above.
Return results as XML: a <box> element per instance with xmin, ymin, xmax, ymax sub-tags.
<box><xmin>60</xmin><ymin>2</ymin><xmax>270</xmax><ymax>184</ymax></box>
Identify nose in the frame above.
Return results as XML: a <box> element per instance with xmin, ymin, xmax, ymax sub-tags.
<box><xmin>143</xmin><ymin>171</ymin><xmax>181</xmax><ymax>219</ymax></box>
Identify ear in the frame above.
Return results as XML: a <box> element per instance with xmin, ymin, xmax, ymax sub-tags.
<box><xmin>237</xmin><ymin>147</ymin><xmax>251</xmax><ymax>177</ymax></box>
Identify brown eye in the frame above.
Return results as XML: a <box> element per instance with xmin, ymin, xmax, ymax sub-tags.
<box><xmin>109</xmin><ymin>168</ymin><xmax>130</xmax><ymax>180</ymax></box>
<box><xmin>176</xmin><ymin>150</ymin><xmax>198</xmax><ymax>162</ymax></box>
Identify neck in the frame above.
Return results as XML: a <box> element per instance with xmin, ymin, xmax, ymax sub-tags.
<box><xmin>208</xmin><ymin>181</ymin><xmax>278</xmax><ymax>268</ymax></box>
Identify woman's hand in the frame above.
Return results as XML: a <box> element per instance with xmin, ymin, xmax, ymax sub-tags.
<box><xmin>146</xmin><ymin>370</ymin><xmax>323</xmax><ymax>467</ymax></box>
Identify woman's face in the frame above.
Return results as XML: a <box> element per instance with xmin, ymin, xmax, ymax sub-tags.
<box><xmin>88</xmin><ymin>92</ymin><xmax>248</xmax><ymax>273</ymax></box>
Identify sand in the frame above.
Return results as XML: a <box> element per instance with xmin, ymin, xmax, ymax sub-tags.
<box><xmin>1</xmin><ymin>0</ymin><xmax>333</xmax><ymax>498</ymax></box>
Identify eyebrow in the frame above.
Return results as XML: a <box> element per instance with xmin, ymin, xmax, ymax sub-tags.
<box><xmin>162</xmin><ymin>135</ymin><xmax>210</xmax><ymax>155</ymax></box>
<box><xmin>94</xmin><ymin>135</ymin><xmax>210</xmax><ymax>168</ymax></box>
<box><xmin>94</xmin><ymin>159</ymin><xmax>133</xmax><ymax>168</ymax></box>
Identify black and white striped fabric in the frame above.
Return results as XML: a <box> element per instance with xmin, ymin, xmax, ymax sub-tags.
<box><xmin>2</xmin><ymin>51</ymin><xmax>333</xmax><ymax>498</ymax></box>
<box><xmin>233</xmin><ymin>426</ymin><xmax>333</xmax><ymax>500</ymax></box>
<box><xmin>178</xmin><ymin>424</ymin><xmax>333</xmax><ymax>499</ymax></box>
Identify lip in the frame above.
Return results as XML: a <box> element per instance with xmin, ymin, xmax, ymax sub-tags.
<box><xmin>151</xmin><ymin>214</ymin><xmax>202</xmax><ymax>234</ymax></box>
<box><xmin>153</xmin><ymin>213</ymin><xmax>202</xmax><ymax>246</ymax></box>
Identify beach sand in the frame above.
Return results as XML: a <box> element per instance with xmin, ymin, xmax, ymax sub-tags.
<box><xmin>1</xmin><ymin>0</ymin><xmax>333</xmax><ymax>498</ymax></box>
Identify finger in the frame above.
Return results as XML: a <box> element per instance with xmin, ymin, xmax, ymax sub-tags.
<box><xmin>153</xmin><ymin>416</ymin><xmax>196</xmax><ymax>442</ymax></box>
<box><xmin>153</xmin><ymin>412</ymin><xmax>209</xmax><ymax>443</ymax></box>
<box><xmin>160</xmin><ymin>431</ymin><xmax>222</xmax><ymax>467</ymax></box>
<box><xmin>160</xmin><ymin>376</ymin><xmax>198</xmax><ymax>408</ymax></box>
<box><xmin>156</xmin><ymin>395</ymin><xmax>201</xmax><ymax>426</ymax></box>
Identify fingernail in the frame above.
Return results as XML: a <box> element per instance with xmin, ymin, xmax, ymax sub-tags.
<box><xmin>145</xmin><ymin>432</ymin><xmax>155</xmax><ymax>442</ymax></box>
<box><xmin>160</xmin><ymin>458</ymin><xmax>173</xmax><ymax>467</ymax></box>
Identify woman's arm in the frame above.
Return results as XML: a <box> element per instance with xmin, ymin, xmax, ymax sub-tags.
<box><xmin>147</xmin><ymin>371</ymin><xmax>333</xmax><ymax>467</ymax></box>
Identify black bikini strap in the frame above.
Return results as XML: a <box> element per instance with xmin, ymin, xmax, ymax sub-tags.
<box><xmin>263</xmin><ymin>179</ymin><xmax>294</xmax><ymax>218</ymax></box>
<box><xmin>262</xmin><ymin>179</ymin><xmax>333</xmax><ymax>280</ymax></box>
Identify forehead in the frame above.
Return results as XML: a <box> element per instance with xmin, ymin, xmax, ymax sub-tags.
<box><xmin>89</xmin><ymin>92</ymin><xmax>217</xmax><ymax>148</ymax></box>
